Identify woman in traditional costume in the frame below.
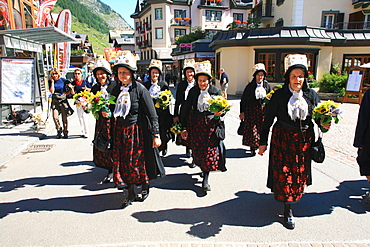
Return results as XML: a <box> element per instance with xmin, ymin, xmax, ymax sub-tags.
<box><xmin>181</xmin><ymin>61</ymin><xmax>227</xmax><ymax>193</ymax></box>
<box><xmin>111</xmin><ymin>51</ymin><xmax>165</xmax><ymax>209</ymax></box>
<box><xmin>239</xmin><ymin>63</ymin><xmax>271</xmax><ymax>156</ymax></box>
<box><xmin>142</xmin><ymin>59</ymin><xmax>173</xmax><ymax>156</ymax></box>
<box><xmin>91</xmin><ymin>59</ymin><xmax>117</xmax><ymax>183</ymax></box>
<box><xmin>258</xmin><ymin>55</ymin><xmax>330</xmax><ymax>229</ymax></box>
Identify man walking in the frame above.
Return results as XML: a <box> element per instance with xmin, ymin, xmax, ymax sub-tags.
<box><xmin>220</xmin><ymin>68</ymin><xmax>229</xmax><ymax>98</ymax></box>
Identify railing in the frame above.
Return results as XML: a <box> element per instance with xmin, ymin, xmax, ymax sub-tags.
<box><xmin>333</xmin><ymin>21</ymin><xmax>370</xmax><ymax>30</ymax></box>
<box><xmin>201</xmin><ymin>0</ymin><xmax>225</xmax><ymax>6</ymax></box>
<box><xmin>171</xmin><ymin>18</ymin><xmax>192</xmax><ymax>26</ymax></box>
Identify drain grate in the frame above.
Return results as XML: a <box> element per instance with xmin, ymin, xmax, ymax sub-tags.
<box><xmin>23</xmin><ymin>144</ymin><xmax>55</xmax><ymax>153</ymax></box>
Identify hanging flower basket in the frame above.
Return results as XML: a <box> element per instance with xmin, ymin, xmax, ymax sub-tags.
<box><xmin>242</xmin><ymin>20</ymin><xmax>248</xmax><ymax>24</ymax></box>
<box><xmin>174</xmin><ymin>17</ymin><xmax>182</xmax><ymax>21</ymax></box>
<box><xmin>235</xmin><ymin>20</ymin><xmax>241</xmax><ymax>24</ymax></box>
<box><xmin>184</xmin><ymin>17</ymin><xmax>191</xmax><ymax>21</ymax></box>
<box><xmin>216</xmin><ymin>0</ymin><xmax>222</xmax><ymax>3</ymax></box>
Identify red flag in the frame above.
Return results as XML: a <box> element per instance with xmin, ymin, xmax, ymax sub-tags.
<box><xmin>0</xmin><ymin>0</ymin><xmax>10</xmax><ymax>29</ymax></box>
<box><xmin>37</xmin><ymin>0</ymin><xmax>58</xmax><ymax>27</ymax></box>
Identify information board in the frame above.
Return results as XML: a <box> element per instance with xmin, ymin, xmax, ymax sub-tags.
<box><xmin>0</xmin><ymin>58</ymin><xmax>35</xmax><ymax>104</ymax></box>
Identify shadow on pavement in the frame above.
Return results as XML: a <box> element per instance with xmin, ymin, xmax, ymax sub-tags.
<box><xmin>226</xmin><ymin>148</ymin><xmax>255</xmax><ymax>158</ymax></box>
<box><xmin>0</xmin><ymin>192</ymin><xmax>123</xmax><ymax>219</ymax></box>
<box><xmin>0</xmin><ymin>164</ymin><xmax>113</xmax><ymax>194</ymax></box>
<box><xmin>150</xmin><ymin>172</ymin><xmax>205</xmax><ymax>197</ymax></box>
<box><xmin>132</xmin><ymin>179</ymin><xmax>370</xmax><ymax>239</ymax></box>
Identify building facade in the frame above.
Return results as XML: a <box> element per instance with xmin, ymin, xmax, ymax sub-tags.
<box><xmin>130</xmin><ymin>0</ymin><xmax>252</xmax><ymax>76</ymax></box>
<box><xmin>211</xmin><ymin>0</ymin><xmax>370</xmax><ymax>95</ymax></box>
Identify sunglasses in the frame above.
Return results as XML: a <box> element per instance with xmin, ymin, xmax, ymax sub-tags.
<box><xmin>74</xmin><ymin>73</ymin><xmax>81</xmax><ymax>75</ymax></box>
<box><xmin>52</xmin><ymin>73</ymin><xmax>58</xmax><ymax>75</ymax></box>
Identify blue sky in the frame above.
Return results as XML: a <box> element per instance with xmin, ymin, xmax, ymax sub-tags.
<box><xmin>101</xmin><ymin>0</ymin><xmax>137</xmax><ymax>28</ymax></box>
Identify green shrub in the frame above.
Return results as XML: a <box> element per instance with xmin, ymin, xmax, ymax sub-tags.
<box><xmin>318</xmin><ymin>72</ymin><xmax>348</xmax><ymax>93</ymax></box>
<box><xmin>309</xmin><ymin>79</ymin><xmax>320</xmax><ymax>88</ymax></box>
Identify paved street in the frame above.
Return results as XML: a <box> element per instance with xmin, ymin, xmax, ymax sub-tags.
<box><xmin>0</xmin><ymin>96</ymin><xmax>369</xmax><ymax>246</ymax></box>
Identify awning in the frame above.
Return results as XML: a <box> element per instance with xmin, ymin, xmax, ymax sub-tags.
<box><xmin>0</xmin><ymin>26</ymin><xmax>77</xmax><ymax>44</ymax></box>
<box><xmin>0</xmin><ymin>26</ymin><xmax>78</xmax><ymax>52</ymax></box>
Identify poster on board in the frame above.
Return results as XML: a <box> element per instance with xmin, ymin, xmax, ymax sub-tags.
<box><xmin>0</xmin><ymin>58</ymin><xmax>35</xmax><ymax>104</ymax></box>
<box><xmin>346</xmin><ymin>70</ymin><xmax>363</xmax><ymax>92</ymax></box>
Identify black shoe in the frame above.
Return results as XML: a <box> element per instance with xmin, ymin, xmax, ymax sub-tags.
<box><xmin>186</xmin><ymin>148</ymin><xmax>192</xmax><ymax>158</ymax></box>
<box><xmin>121</xmin><ymin>199</ymin><xmax>132</xmax><ymax>209</ymax></box>
<box><xmin>202</xmin><ymin>183</ymin><xmax>211</xmax><ymax>191</ymax></box>
<box><xmin>250</xmin><ymin>148</ymin><xmax>256</xmax><ymax>156</ymax></box>
<box><xmin>135</xmin><ymin>190</ymin><xmax>149</xmax><ymax>202</ymax></box>
<box><xmin>81</xmin><ymin>135</ymin><xmax>88</xmax><ymax>138</ymax></box>
<box><xmin>283</xmin><ymin>215</ymin><xmax>295</xmax><ymax>230</ymax></box>
<box><xmin>188</xmin><ymin>161</ymin><xmax>196</xmax><ymax>168</ymax></box>
<box><xmin>101</xmin><ymin>172</ymin><xmax>113</xmax><ymax>184</ymax></box>
<box><xmin>162</xmin><ymin>149</ymin><xmax>167</xmax><ymax>156</ymax></box>
<box><xmin>56</xmin><ymin>131</ymin><xmax>62</xmax><ymax>139</ymax></box>
<box><xmin>63</xmin><ymin>134</ymin><xmax>68</xmax><ymax>139</ymax></box>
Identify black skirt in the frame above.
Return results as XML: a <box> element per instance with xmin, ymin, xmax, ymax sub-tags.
<box><xmin>242</xmin><ymin>102</ymin><xmax>264</xmax><ymax>148</ymax></box>
<box><xmin>267</xmin><ymin>124</ymin><xmax>314</xmax><ymax>203</ymax></box>
<box><xmin>112</xmin><ymin>124</ymin><xmax>148</xmax><ymax>187</ymax></box>
<box><xmin>93</xmin><ymin>114</ymin><xmax>113</xmax><ymax>171</ymax></box>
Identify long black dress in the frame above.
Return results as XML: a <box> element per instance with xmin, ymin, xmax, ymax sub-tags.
<box><xmin>181</xmin><ymin>85</ymin><xmax>226</xmax><ymax>172</ymax></box>
<box><xmin>260</xmin><ymin>79</ymin><xmax>320</xmax><ymax>203</ymax></box>
<box><xmin>240</xmin><ymin>79</ymin><xmax>271</xmax><ymax>149</ymax></box>
<box><xmin>91</xmin><ymin>79</ymin><xmax>117</xmax><ymax>173</ymax></box>
<box><xmin>174</xmin><ymin>79</ymin><xmax>195</xmax><ymax>147</ymax></box>
<box><xmin>110</xmin><ymin>80</ymin><xmax>165</xmax><ymax>188</ymax></box>
<box><xmin>142</xmin><ymin>80</ymin><xmax>173</xmax><ymax>153</ymax></box>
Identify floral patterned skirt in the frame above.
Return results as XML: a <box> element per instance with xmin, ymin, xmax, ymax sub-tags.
<box><xmin>267</xmin><ymin>124</ymin><xmax>314</xmax><ymax>203</ymax></box>
<box><xmin>242</xmin><ymin>102</ymin><xmax>264</xmax><ymax>148</ymax></box>
<box><xmin>190</xmin><ymin>117</ymin><xmax>222</xmax><ymax>172</ymax></box>
<box><xmin>112</xmin><ymin>124</ymin><xmax>148</xmax><ymax>187</ymax></box>
<box><xmin>93</xmin><ymin>115</ymin><xmax>113</xmax><ymax>172</ymax></box>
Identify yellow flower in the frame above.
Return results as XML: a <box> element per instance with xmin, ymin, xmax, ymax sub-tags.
<box><xmin>155</xmin><ymin>102</ymin><xmax>160</xmax><ymax>108</ymax></box>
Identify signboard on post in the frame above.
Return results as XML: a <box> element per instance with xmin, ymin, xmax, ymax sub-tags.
<box><xmin>0</xmin><ymin>58</ymin><xmax>36</xmax><ymax>104</ymax></box>
<box><xmin>343</xmin><ymin>67</ymin><xmax>365</xmax><ymax>104</ymax></box>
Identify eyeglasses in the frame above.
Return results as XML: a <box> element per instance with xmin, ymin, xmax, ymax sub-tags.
<box><xmin>74</xmin><ymin>73</ymin><xmax>81</xmax><ymax>75</ymax></box>
<box><xmin>52</xmin><ymin>73</ymin><xmax>58</xmax><ymax>75</ymax></box>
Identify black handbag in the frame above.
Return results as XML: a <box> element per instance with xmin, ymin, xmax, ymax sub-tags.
<box><xmin>237</xmin><ymin>120</ymin><xmax>244</xmax><ymax>136</ymax></box>
<box><xmin>93</xmin><ymin>125</ymin><xmax>111</xmax><ymax>152</ymax></box>
<box><xmin>311</xmin><ymin>136</ymin><xmax>325</xmax><ymax>163</ymax></box>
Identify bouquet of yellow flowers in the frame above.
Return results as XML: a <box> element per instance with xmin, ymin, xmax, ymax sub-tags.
<box><xmin>264</xmin><ymin>90</ymin><xmax>275</xmax><ymax>104</ymax></box>
<box><xmin>170</xmin><ymin>122</ymin><xmax>183</xmax><ymax>134</ymax></box>
<box><xmin>208</xmin><ymin>95</ymin><xmax>232</xmax><ymax>119</ymax></box>
<box><xmin>312</xmin><ymin>100</ymin><xmax>342</xmax><ymax>133</ymax></box>
<box><xmin>91</xmin><ymin>91</ymin><xmax>116</xmax><ymax>119</ymax></box>
<box><xmin>155</xmin><ymin>89</ymin><xmax>173</xmax><ymax>110</ymax></box>
<box><xmin>73</xmin><ymin>90</ymin><xmax>95</xmax><ymax>113</ymax></box>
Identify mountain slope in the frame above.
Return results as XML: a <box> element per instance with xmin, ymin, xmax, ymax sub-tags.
<box><xmin>53</xmin><ymin>0</ymin><xmax>133</xmax><ymax>55</ymax></box>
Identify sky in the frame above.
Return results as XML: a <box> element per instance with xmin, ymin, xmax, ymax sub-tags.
<box><xmin>100</xmin><ymin>0</ymin><xmax>137</xmax><ymax>28</ymax></box>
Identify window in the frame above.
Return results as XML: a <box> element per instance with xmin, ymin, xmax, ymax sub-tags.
<box><xmin>276</xmin><ymin>0</ymin><xmax>285</xmax><ymax>6</ymax></box>
<box><xmin>155</xmin><ymin>28</ymin><xmax>163</xmax><ymax>39</ymax></box>
<box><xmin>255</xmin><ymin>49</ymin><xmax>318</xmax><ymax>81</ymax></box>
<box><xmin>174</xmin><ymin>9</ymin><xmax>186</xmax><ymax>18</ymax></box>
<box><xmin>175</xmin><ymin>29</ymin><xmax>186</xmax><ymax>38</ymax></box>
<box><xmin>233</xmin><ymin>13</ymin><xmax>243</xmax><ymax>21</ymax></box>
<box><xmin>155</xmin><ymin>8</ymin><xmax>162</xmax><ymax>20</ymax></box>
<box><xmin>206</xmin><ymin>10</ymin><xmax>222</xmax><ymax>22</ymax></box>
<box><xmin>364</xmin><ymin>14</ymin><xmax>370</xmax><ymax>29</ymax></box>
<box><xmin>323</xmin><ymin>14</ymin><xmax>335</xmax><ymax>29</ymax></box>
